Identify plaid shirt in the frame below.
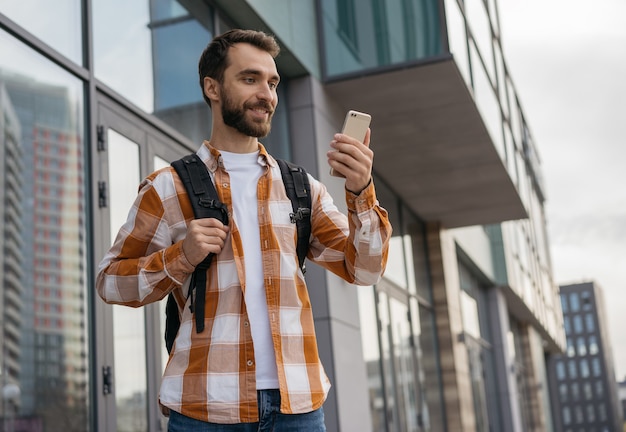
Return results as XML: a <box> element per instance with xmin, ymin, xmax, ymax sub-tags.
<box><xmin>96</xmin><ymin>142</ymin><xmax>391</xmax><ymax>423</ymax></box>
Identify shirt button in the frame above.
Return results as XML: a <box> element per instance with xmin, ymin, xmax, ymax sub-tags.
<box><xmin>244</xmin><ymin>321</ymin><xmax>249</xmax><ymax>327</ymax></box>
<box><xmin>247</xmin><ymin>360</ymin><xmax>254</xmax><ymax>367</ymax></box>
<box><xmin>222</xmin><ymin>183</ymin><xmax>229</xmax><ymax>188</ymax></box>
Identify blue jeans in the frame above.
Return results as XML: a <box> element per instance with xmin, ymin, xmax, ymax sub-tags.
<box><xmin>168</xmin><ymin>389</ymin><xmax>326</xmax><ymax>431</ymax></box>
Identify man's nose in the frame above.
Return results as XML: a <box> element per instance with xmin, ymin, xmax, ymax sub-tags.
<box><xmin>257</xmin><ymin>83</ymin><xmax>274</xmax><ymax>101</ymax></box>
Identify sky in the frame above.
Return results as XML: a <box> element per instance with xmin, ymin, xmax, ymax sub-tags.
<box><xmin>498</xmin><ymin>0</ymin><xmax>626</xmax><ymax>380</ymax></box>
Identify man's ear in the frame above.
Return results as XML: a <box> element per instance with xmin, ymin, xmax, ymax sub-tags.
<box><xmin>203</xmin><ymin>77</ymin><xmax>220</xmax><ymax>103</ymax></box>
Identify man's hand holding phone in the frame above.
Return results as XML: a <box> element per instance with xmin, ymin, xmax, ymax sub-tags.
<box><xmin>328</xmin><ymin>110</ymin><xmax>373</xmax><ymax>194</ymax></box>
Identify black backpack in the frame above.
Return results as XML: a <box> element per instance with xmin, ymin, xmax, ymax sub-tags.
<box><xmin>164</xmin><ymin>153</ymin><xmax>312</xmax><ymax>353</ymax></box>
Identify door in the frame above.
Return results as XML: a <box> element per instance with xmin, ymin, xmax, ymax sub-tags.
<box><xmin>92</xmin><ymin>95</ymin><xmax>192</xmax><ymax>431</ymax></box>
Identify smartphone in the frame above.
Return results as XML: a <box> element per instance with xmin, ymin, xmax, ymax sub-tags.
<box><xmin>330</xmin><ymin>110</ymin><xmax>372</xmax><ymax>177</ymax></box>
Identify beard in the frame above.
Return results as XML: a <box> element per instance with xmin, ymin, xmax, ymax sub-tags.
<box><xmin>220</xmin><ymin>89</ymin><xmax>274</xmax><ymax>138</ymax></box>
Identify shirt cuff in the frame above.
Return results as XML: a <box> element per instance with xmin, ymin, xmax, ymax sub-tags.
<box><xmin>345</xmin><ymin>179</ymin><xmax>377</xmax><ymax>212</ymax></box>
<box><xmin>163</xmin><ymin>241</ymin><xmax>196</xmax><ymax>285</ymax></box>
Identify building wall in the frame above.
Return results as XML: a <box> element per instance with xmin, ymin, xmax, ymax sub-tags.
<box><xmin>427</xmin><ymin>224</ymin><xmax>476</xmax><ymax>431</ymax></box>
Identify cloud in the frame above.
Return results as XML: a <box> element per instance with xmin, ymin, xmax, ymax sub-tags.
<box><xmin>500</xmin><ymin>0</ymin><xmax>626</xmax><ymax>378</ymax></box>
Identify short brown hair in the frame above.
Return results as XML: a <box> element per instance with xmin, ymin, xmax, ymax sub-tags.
<box><xmin>198</xmin><ymin>29</ymin><xmax>280</xmax><ymax>106</ymax></box>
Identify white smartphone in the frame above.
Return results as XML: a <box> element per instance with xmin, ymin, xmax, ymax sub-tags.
<box><xmin>330</xmin><ymin>110</ymin><xmax>372</xmax><ymax>177</ymax></box>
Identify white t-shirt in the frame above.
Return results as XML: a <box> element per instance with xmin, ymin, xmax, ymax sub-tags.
<box><xmin>219</xmin><ymin>150</ymin><xmax>279</xmax><ymax>389</ymax></box>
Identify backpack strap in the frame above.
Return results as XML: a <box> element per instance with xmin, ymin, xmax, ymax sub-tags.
<box><xmin>277</xmin><ymin>159</ymin><xmax>312</xmax><ymax>274</ymax></box>
<box><xmin>169</xmin><ymin>154</ymin><xmax>229</xmax><ymax>341</ymax></box>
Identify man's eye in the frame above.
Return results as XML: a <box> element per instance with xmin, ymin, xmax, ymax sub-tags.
<box><xmin>269</xmin><ymin>82</ymin><xmax>278</xmax><ymax>89</ymax></box>
<box><xmin>244</xmin><ymin>77</ymin><xmax>255</xmax><ymax>83</ymax></box>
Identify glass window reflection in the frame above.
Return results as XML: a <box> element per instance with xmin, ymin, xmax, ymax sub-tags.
<box><xmin>93</xmin><ymin>0</ymin><xmax>154</xmax><ymax>112</ymax></box>
<box><xmin>418</xmin><ymin>302</ymin><xmax>445</xmax><ymax>430</ymax></box>
<box><xmin>389</xmin><ymin>298</ymin><xmax>416</xmax><ymax>431</ymax></box>
<box><xmin>357</xmin><ymin>286</ymin><xmax>386</xmax><ymax>431</ymax></box>
<box><xmin>0</xmin><ymin>0</ymin><xmax>83</xmax><ymax>64</ymax></box>
<box><xmin>402</xmin><ymin>206</ymin><xmax>430</xmax><ymax>300</ymax></box>
<box><xmin>152</xmin><ymin>0</ymin><xmax>188</xmax><ymax>20</ymax></box>
<box><xmin>94</xmin><ymin>0</ymin><xmax>218</xmax><ymax>145</ymax></box>
<box><xmin>320</xmin><ymin>0</ymin><xmax>443</xmax><ymax>77</ymax></box>
<box><xmin>0</xmin><ymin>28</ymin><xmax>88</xmax><ymax>431</ymax></box>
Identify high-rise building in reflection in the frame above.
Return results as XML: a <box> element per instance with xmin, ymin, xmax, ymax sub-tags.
<box><xmin>0</xmin><ymin>70</ymin><xmax>87</xmax><ymax>430</ymax></box>
<box><xmin>1</xmin><ymin>82</ymin><xmax>25</xmax><ymax>417</ymax></box>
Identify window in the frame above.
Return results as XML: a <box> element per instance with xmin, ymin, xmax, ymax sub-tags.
<box><xmin>561</xmin><ymin>293</ymin><xmax>569</xmax><ymax>313</ymax></box>
<box><xmin>591</xmin><ymin>357</ymin><xmax>602</xmax><ymax>377</ymax></box>
<box><xmin>573</xmin><ymin>315</ymin><xmax>583</xmax><ymax>333</ymax></box>
<box><xmin>574</xmin><ymin>405</ymin><xmax>583</xmax><ymax>424</ymax></box>
<box><xmin>576</xmin><ymin>337</ymin><xmax>587</xmax><ymax>356</ymax></box>
<box><xmin>556</xmin><ymin>360</ymin><xmax>566</xmax><ymax>380</ymax></box>
<box><xmin>588</xmin><ymin>336</ymin><xmax>599</xmax><ymax>355</ymax></box>
<box><xmin>559</xmin><ymin>383</ymin><xmax>568</xmax><ymax>402</ymax></box>
<box><xmin>586</xmin><ymin>404</ymin><xmax>595</xmax><ymax>422</ymax></box>
<box><xmin>0</xmin><ymin>28</ymin><xmax>88</xmax><ymax>431</ymax></box>
<box><xmin>569</xmin><ymin>292</ymin><xmax>580</xmax><ymax>312</ymax></box>
<box><xmin>566</xmin><ymin>338</ymin><xmax>576</xmax><ymax>357</ymax></box>
<box><xmin>595</xmin><ymin>380</ymin><xmax>604</xmax><ymax>397</ymax></box>
<box><xmin>563</xmin><ymin>316</ymin><xmax>571</xmax><ymax>334</ymax></box>
<box><xmin>0</xmin><ymin>1</ymin><xmax>83</xmax><ymax>63</ymax></box>
<box><xmin>562</xmin><ymin>406</ymin><xmax>571</xmax><ymax>425</ymax></box>
<box><xmin>568</xmin><ymin>360</ymin><xmax>578</xmax><ymax>379</ymax></box>
<box><xmin>579</xmin><ymin>359</ymin><xmax>589</xmax><ymax>378</ymax></box>
<box><xmin>570</xmin><ymin>382</ymin><xmax>579</xmax><ymax>400</ymax></box>
<box><xmin>581</xmin><ymin>290</ymin><xmax>592</xmax><ymax>310</ymax></box>
<box><xmin>585</xmin><ymin>313</ymin><xmax>595</xmax><ymax>332</ymax></box>
<box><xmin>337</xmin><ymin>0</ymin><xmax>359</xmax><ymax>51</ymax></box>
<box><xmin>320</xmin><ymin>0</ymin><xmax>444</xmax><ymax>77</ymax></box>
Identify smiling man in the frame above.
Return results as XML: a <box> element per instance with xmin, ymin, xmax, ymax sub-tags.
<box><xmin>96</xmin><ymin>29</ymin><xmax>391</xmax><ymax>431</ymax></box>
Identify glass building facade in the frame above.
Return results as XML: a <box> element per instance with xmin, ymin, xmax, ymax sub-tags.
<box><xmin>1</xmin><ymin>1</ymin><xmax>562</xmax><ymax>431</ymax></box>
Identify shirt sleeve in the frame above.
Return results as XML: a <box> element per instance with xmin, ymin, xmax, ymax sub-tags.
<box><xmin>307</xmin><ymin>177</ymin><xmax>392</xmax><ymax>285</ymax></box>
<box><xmin>96</xmin><ymin>172</ymin><xmax>195</xmax><ymax>307</ymax></box>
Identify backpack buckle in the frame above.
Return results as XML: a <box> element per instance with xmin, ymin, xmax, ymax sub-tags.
<box><xmin>198</xmin><ymin>198</ymin><xmax>219</xmax><ymax>208</ymax></box>
<box><xmin>197</xmin><ymin>198</ymin><xmax>229</xmax><ymax>224</ymax></box>
<box><xmin>290</xmin><ymin>207</ymin><xmax>311</xmax><ymax>223</ymax></box>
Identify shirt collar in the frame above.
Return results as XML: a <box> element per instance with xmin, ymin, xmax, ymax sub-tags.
<box><xmin>201</xmin><ymin>141</ymin><xmax>277</xmax><ymax>173</ymax></box>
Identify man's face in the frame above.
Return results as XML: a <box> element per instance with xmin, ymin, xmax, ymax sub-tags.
<box><xmin>218</xmin><ymin>44</ymin><xmax>280</xmax><ymax>138</ymax></box>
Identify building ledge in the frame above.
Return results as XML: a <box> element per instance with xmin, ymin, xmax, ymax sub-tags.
<box><xmin>325</xmin><ymin>57</ymin><xmax>527</xmax><ymax>228</ymax></box>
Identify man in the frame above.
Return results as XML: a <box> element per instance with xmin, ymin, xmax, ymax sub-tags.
<box><xmin>97</xmin><ymin>29</ymin><xmax>391</xmax><ymax>431</ymax></box>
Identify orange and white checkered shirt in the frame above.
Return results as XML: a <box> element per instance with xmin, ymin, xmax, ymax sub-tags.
<box><xmin>96</xmin><ymin>142</ymin><xmax>391</xmax><ymax>423</ymax></box>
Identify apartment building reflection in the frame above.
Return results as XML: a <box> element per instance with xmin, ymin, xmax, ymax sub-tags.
<box><xmin>0</xmin><ymin>70</ymin><xmax>88</xmax><ymax>431</ymax></box>
<box><xmin>1</xmin><ymin>82</ymin><xmax>24</xmax><ymax>425</ymax></box>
